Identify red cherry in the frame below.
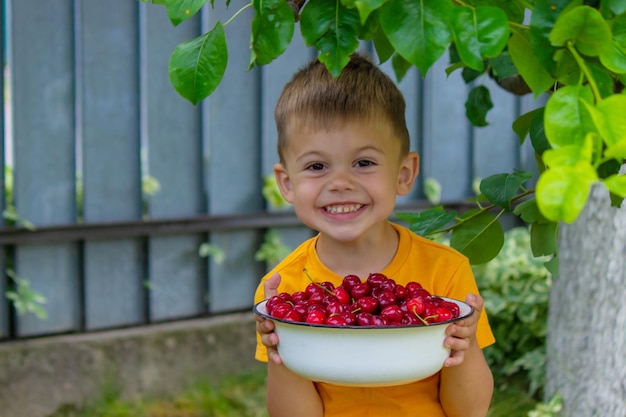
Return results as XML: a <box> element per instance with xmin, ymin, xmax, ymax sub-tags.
<box><xmin>366</xmin><ymin>273</ymin><xmax>388</xmax><ymax>289</ymax></box>
<box><xmin>394</xmin><ymin>284</ymin><xmax>408</xmax><ymax>300</ymax></box>
<box><xmin>341</xmin><ymin>311</ymin><xmax>356</xmax><ymax>326</ymax></box>
<box><xmin>350</xmin><ymin>282</ymin><xmax>371</xmax><ymax>299</ymax></box>
<box><xmin>270</xmin><ymin>302</ymin><xmax>292</xmax><ymax>319</ymax></box>
<box><xmin>332</xmin><ymin>287</ymin><xmax>351</xmax><ymax>304</ymax></box>
<box><xmin>292</xmin><ymin>303</ymin><xmax>307</xmax><ymax>316</ymax></box>
<box><xmin>318</xmin><ymin>281</ymin><xmax>335</xmax><ymax>292</ymax></box>
<box><xmin>283</xmin><ymin>309</ymin><xmax>303</xmax><ymax>322</ymax></box>
<box><xmin>326</xmin><ymin>300</ymin><xmax>347</xmax><ymax>315</ymax></box>
<box><xmin>342</xmin><ymin>275</ymin><xmax>362</xmax><ymax>292</ymax></box>
<box><xmin>379</xmin><ymin>278</ymin><xmax>397</xmax><ymax>292</ymax></box>
<box><xmin>307</xmin><ymin>303</ymin><xmax>325</xmax><ymax>313</ymax></box>
<box><xmin>291</xmin><ymin>291</ymin><xmax>308</xmax><ymax>304</ymax></box>
<box><xmin>356</xmin><ymin>312</ymin><xmax>376</xmax><ymax>326</ymax></box>
<box><xmin>441</xmin><ymin>301</ymin><xmax>461</xmax><ymax>318</ymax></box>
<box><xmin>372</xmin><ymin>316</ymin><xmax>388</xmax><ymax>326</ymax></box>
<box><xmin>406</xmin><ymin>297</ymin><xmax>425</xmax><ymax>316</ymax></box>
<box><xmin>405</xmin><ymin>281</ymin><xmax>423</xmax><ymax>293</ymax></box>
<box><xmin>305</xmin><ymin>282</ymin><xmax>324</xmax><ymax>297</ymax></box>
<box><xmin>326</xmin><ymin>315</ymin><xmax>348</xmax><ymax>326</ymax></box>
<box><xmin>278</xmin><ymin>292</ymin><xmax>293</xmax><ymax>303</ymax></box>
<box><xmin>306</xmin><ymin>310</ymin><xmax>327</xmax><ymax>324</ymax></box>
<box><xmin>434</xmin><ymin>306</ymin><xmax>453</xmax><ymax>323</ymax></box>
<box><xmin>308</xmin><ymin>291</ymin><xmax>325</xmax><ymax>305</ymax></box>
<box><xmin>402</xmin><ymin>312</ymin><xmax>422</xmax><ymax>325</ymax></box>
<box><xmin>356</xmin><ymin>296</ymin><xmax>379</xmax><ymax>314</ymax></box>
<box><xmin>375</xmin><ymin>289</ymin><xmax>397</xmax><ymax>309</ymax></box>
<box><xmin>380</xmin><ymin>305</ymin><xmax>403</xmax><ymax>323</ymax></box>
<box><xmin>266</xmin><ymin>295</ymin><xmax>286</xmax><ymax>312</ymax></box>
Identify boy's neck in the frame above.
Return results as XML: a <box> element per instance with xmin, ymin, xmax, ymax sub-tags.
<box><xmin>315</xmin><ymin>222</ymin><xmax>400</xmax><ymax>279</ymax></box>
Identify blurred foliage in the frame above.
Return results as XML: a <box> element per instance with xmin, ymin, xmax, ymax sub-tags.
<box><xmin>473</xmin><ymin>226</ymin><xmax>551</xmax><ymax>398</ymax></box>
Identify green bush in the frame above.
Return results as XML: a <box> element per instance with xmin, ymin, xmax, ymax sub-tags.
<box><xmin>472</xmin><ymin>227</ymin><xmax>551</xmax><ymax>398</ymax></box>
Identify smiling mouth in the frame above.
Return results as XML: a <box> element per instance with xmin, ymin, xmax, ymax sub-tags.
<box><xmin>324</xmin><ymin>204</ymin><xmax>363</xmax><ymax>214</ymax></box>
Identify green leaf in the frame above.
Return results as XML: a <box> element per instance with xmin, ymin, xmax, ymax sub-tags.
<box><xmin>354</xmin><ymin>0</ymin><xmax>386</xmax><ymax>24</ymax></box>
<box><xmin>535</xmin><ymin>161</ymin><xmax>598</xmax><ymax>223</ymax></box>
<box><xmin>550</xmin><ymin>6</ymin><xmax>612</xmax><ymax>57</ymax></box>
<box><xmin>513</xmin><ymin>197</ymin><xmax>550</xmax><ymax>224</ymax></box>
<box><xmin>554</xmin><ymin>48</ymin><xmax>581</xmax><ymax>86</ymax></box>
<box><xmin>380</xmin><ymin>0</ymin><xmax>452</xmax><ymax>75</ymax></box>
<box><xmin>300</xmin><ymin>0</ymin><xmax>361</xmax><ymax>77</ymax></box>
<box><xmin>465</xmin><ymin>85</ymin><xmax>493</xmax><ymax>127</ymax></box>
<box><xmin>599</xmin><ymin>40</ymin><xmax>626</xmax><ymax>74</ymax></box>
<box><xmin>395</xmin><ymin>207</ymin><xmax>457</xmax><ymax>237</ymax></box>
<box><xmin>529</xmin><ymin>108</ymin><xmax>551</xmax><ymax>156</ymax></box>
<box><xmin>391</xmin><ymin>53</ymin><xmax>413</xmax><ymax>82</ymax></box>
<box><xmin>530</xmin><ymin>221</ymin><xmax>558</xmax><ymax>257</ymax></box>
<box><xmin>479</xmin><ymin>170</ymin><xmax>534</xmax><ymax>211</ymax></box>
<box><xmin>508</xmin><ymin>32</ymin><xmax>556</xmax><ymax>97</ymax></box>
<box><xmin>168</xmin><ymin>22</ymin><xmax>227</xmax><ymax>105</ymax></box>
<box><xmin>512</xmin><ymin>107</ymin><xmax>543</xmax><ymax>144</ymax></box>
<box><xmin>603</xmin><ymin>174</ymin><xmax>626</xmax><ymax>197</ymax></box>
<box><xmin>423</xmin><ymin>177</ymin><xmax>442</xmax><ymax>205</ymax></box>
<box><xmin>250</xmin><ymin>0</ymin><xmax>295</xmax><ymax>66</ymax></box>
<box><xmin>605</xmin><ymin>138</ymin><xmax>626</xmax><ymax>159</ymax></box>
<box><xmin>489</xmin><ymin>51</ymin><xmax>518</xmax><ymax>80</ymax></box>
<box><xmin>542</xmin><ymin>143</ymin><xmax>593</xmax><ymax>170</ymax></box>
<box><xmin>530</xmin><ymin>0</ymin><xmax>582</xmax><ymax>74</ymax></box>
<box><xmin>165</xmin><ymin>0</ymin><xmax>209</xmax><ymax>26</ymax></box>
<box><xmin>544</xmin><ymin>254</ymin><xmax>559</xmax><ymax>277</ymax></box>
<box><xmin>369</xmin><ymin>15</ymin><xmax>394</xmax><ymax>63</ymax></box>
<box><xmin>461</xmin><ymin>67</ymin><xmax>483</xmax><ymax>83</ymax></box>
<box><xmin>544</xmin><ymin>85</ymin><xmax>595</xmax><ymax>148</ymax></box>
<box><xmin>450</xmin><ymin>210</ymin><xmax>504</xmax><ymax>264</ymax></box>
<box><xmin>583</xmin><ymin>94</ymin><xmax>626</xmax><ymax>147</ymax></box>
<box><xmin>449</xmin><ymin>6</ymin><xmax>510</xmax><ymax>71</ymax></box>
<box><xmin>607</xmin><ymin>0</ymin><xmax>626</xmax><ymax>15</ymax></box>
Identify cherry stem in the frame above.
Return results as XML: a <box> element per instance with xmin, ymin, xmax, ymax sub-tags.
<box><xmin>411</xmin><ymin>307</ymin><xmax>430</xmax><ymax>326</ymax></box>
<box><xmin>303</xmin><ymin>268</ymin><xmax>334</xmax><ymax>296</ymax></box>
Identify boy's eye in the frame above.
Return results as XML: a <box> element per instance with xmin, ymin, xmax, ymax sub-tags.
<box><xmin>355</xmin><ymin>160</ymin><xmax>375</xmax><ymax>168</ymax></box>
<box><xmin>306</xmin><ymin>162</ymin><xmax>325</xmax><ymax>171</ymax></box>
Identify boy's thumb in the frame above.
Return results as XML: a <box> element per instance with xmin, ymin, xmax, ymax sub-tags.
<box><xmin>264</xmin><ymin>272</ymin><xmax>281</xmax><ymax>299</ymax></box>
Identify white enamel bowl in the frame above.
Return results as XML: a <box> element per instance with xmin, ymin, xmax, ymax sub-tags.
<box><xmin>254</xmin><ymin>297</ymin><xmax>472</xmax><ymax>387</ymax></box>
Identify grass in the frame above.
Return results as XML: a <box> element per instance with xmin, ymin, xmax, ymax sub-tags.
<box><xmin>48</xmin><ymin>366</ymin><xmax>540</xmax><ymax>417</ymax></box>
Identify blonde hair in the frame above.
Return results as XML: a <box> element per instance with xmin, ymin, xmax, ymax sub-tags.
<box><xmin>274</xmin><ymin>53</ymin><xmax>410</xmax><ymax>163</ymax></box>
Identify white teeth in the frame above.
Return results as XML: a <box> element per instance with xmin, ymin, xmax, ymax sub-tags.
<box><xmin>325</xmin><ymin>204</ymin><xmax>363</xmax><ymax>214</ymax></box>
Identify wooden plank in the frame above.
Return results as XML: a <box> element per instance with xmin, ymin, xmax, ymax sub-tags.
<box><xmin>205</xmin><ymin>3</ymin><xmax>264</xmax><ymax>312</ymax></box>
<box><xmin>10</xmin><ymin>0</ymin><xmax>79</xmax><ymax>336</ymax></box>
<box><xmin>148</xmin><ymin>235</ymin><xmax>205</xmax><ymax>320</ymax></box>
<box><xmin>0</xmin><ymin>0</ymin><xmax>7</xmax><ymax>339</ymax></box>
<box><xmin>421</xmin><ymin>58</ymin><xmax>472</xmax><ymax>201</ymax></box>
<box><xmin>14</xmin><ymin>244</ymin><xmax>79</xmax><ymax>337</ymax></box>
<box><xmin>80</xmin><ymin>1</ymin><xmax>144</xmax><ymax>329</ymax></box>
<box><xmin>84</xmin><ymin>239</ymin><xmax>143</xmax><ymax>329</ymax></box>
<box><xmin>141</xmin><ymin>5</ymin><xmax>206</xmax><ymax>321</ymax></box>
<box><xmin>473</xmin><ymin>77</ymin><xmax>520</xmax><ymax>181</ymax></box>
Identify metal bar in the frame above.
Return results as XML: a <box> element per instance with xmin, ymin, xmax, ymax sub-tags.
<box><xmin>0</xmin><ymin>201</ymin><xmax>472</xmax><ymax>245</ymax></box>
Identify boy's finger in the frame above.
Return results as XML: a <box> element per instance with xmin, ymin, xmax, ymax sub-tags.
<box><xmin>264</xmin><ymin>272</ymin><xmax>281</xmax><ymax>299</ymax></box>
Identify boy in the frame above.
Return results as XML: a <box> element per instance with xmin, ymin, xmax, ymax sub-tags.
<box><xmin>254</xmin><ymin>53</ymin><xmax>495</xmax><ymax>417</ymax></box>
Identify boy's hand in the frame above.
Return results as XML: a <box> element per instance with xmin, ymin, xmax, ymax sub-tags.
<box><xmin>254</xmin><ymin>273</ymin><xmax>282</xmax><ymax>364</ymax></box>
<box><xmin>443</xmin><ymin>293</ymin><xmax>483</xmax><ymax>368</ymax></box>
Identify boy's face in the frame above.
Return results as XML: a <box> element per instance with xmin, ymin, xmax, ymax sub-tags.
<box><xmin>274</xmin><ymin>118</ymin><xmax>419</xmax><ymax>243</ymax></box>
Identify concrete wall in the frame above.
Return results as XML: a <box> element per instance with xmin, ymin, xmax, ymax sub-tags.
<box><xmin>0</xmin><ymin>313</ymin><xmax>261</xmax><ymax>417</ymax></box>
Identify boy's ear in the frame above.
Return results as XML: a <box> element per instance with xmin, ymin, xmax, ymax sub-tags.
<box><xmin>274</xmin><ymin>163</ymin><xmax>295</xmax><ymax>203</ymax></box>
<box><xmin>397</xmin><ymin>152</ymin><xmax>420</xmax><ymax>196</ymax></box>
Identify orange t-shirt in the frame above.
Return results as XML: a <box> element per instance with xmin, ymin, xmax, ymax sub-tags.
<box><xmin>254</xmin><ymin>222</ymin><xmax>495</xmax><ymax>417</ymax></box>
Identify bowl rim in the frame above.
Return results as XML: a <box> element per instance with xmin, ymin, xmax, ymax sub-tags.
<box><xmin>253</xmin><ymin>297</ymin><xmax>473</xmax><ymax>330</ymax></box>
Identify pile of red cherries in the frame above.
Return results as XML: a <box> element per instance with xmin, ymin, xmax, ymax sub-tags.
<box><xmin>264</xmin><ymin>271</ymin><xmax>462</xmax><ymax>327</ymax></box>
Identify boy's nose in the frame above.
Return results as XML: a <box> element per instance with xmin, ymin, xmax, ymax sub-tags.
<box><xmin>327</xmin><ymin>168</ymin><xmax>356</xmax><ymax>191</ymax></box>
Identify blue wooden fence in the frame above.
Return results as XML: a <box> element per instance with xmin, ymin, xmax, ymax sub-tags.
<box><xmin>0</xmin><ymin>0</ymin><xmax>542</xmax><ymax>341</ymax></box>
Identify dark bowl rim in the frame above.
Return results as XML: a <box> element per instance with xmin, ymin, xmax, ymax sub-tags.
<box><xmin>253</xmin><ymin>297</ymin><xmax>473</xmax><ymax>330</ymax></box>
